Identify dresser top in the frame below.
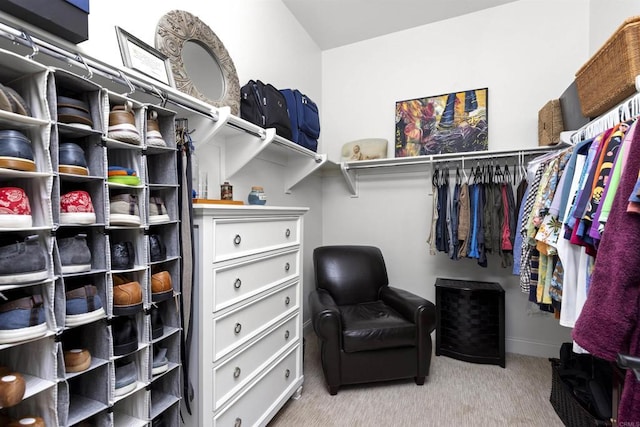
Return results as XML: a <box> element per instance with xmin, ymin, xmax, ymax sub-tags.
<box><xmin>194</xmin><ymin>204</ymin><xmax>309</xmax><ymax>216</ymax></box>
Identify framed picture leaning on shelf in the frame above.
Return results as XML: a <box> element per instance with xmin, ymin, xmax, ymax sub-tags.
<box><xmin>395</xmin><ymin>87</ymin><xmax>488</xmax><ymax>157</ymax></box>
<box><xmin>115</xmin><ymin>26</ymin><xmax>175</xmax><ymax>87</ymax></box>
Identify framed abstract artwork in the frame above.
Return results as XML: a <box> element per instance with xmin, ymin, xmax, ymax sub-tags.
<box><xmin>395</xmin><ymin>87</ymin><xmax>488</xmax><ymax>157</ymax></box>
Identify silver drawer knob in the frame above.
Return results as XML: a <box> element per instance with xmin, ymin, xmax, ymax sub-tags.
<box><xmin>233</xmin><ymin>234</ymin><xmax>241</xmax><ymax>245</ymax></box>
<box><xmin>285</xmin><ymin>296</ymin><xmax>290</xmax><ymax>305</ymax></box>
<box><xmin>284</xmin><ymin>330</ymin><xmax>290</xmax><ymax>339</ymax></box>
<box><xmin>233</xmin><ymin>367</ymin><xmax>241</xmax><ymax>378</ymax></box>
<box><xmin>234</xmin><ymin>418</ymin><xmax>242</xmax><ymax>427</ymax></box>
<box><xmin>234</xmin><ymin>278</ymin><xmax>242</xmax><ymax>289</ymax></box>
<box><xmin>234</xmin><ymin>323</ymin><xmax>242</xmax><ymax>334</ymax></box>
<box><xmin>284</xmin><ymin>262</ymin><xmax>290</xmax><ymax>272</ymax></box>
<box><xmin>285</xmin><ymin>369</ymin><xmax>290</xmax><ymax>378</ymax></box>
<box><xmin>285</xmin><ymin>228</ymin><xmax>291</xmax><ymax>238</ymax></box>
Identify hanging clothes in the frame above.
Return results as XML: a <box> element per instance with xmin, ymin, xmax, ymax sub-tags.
<box><xmin>572</xmin><ymin>119</ymin><xmax>640</xmax><ymax>424</ymax></box>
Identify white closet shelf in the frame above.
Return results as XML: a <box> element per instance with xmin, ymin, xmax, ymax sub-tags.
<box><xmin>340</xmin><ymin>144</ymin><xmax>570</xmax><ymax>196</ymax></box>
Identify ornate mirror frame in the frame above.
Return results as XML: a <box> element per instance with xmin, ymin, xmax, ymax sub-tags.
<box><xmin>155</xmin><ymin>10</ymin><xmax>240</xmax><ymax>115</ymax></box>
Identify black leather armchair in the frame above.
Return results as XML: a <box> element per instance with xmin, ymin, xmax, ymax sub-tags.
<box><xmin>309</xmin><ymin>245</ymin><xmax>437</xmax><ymax>395</ymax></box>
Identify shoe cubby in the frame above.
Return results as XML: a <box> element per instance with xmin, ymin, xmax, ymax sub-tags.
<box><xmin>58</xmin><ymin>362</ymin><xmax>110</xmax><ymax>426</ymax></box>
<box><xmin>55</xmin><ymin>227</ymin><xmax>108</xmax><ymax>275</ymax></box>
<box><xmin>102</xmin><ymin>92</ymin><xmax>144</xmax><ymax>151</ymax></box>
<box><xmin>54</xmin><ymin>162</ymin><xmax>107</xmax><ymax>227</ymax></box>
<box><xmin>51</xmin><ymin>68</ymin><xmax>104</xmax><ymax>135</ymax></box>
<box><xmin>150</xmin><ymin>297</ymin><xmax>181</xmax><ymax>344</ymax></box>
<box><xmin>106</xmin><ymin>227</ymin><xmax>146</xmax><ymax>271</ymax></box>
<box><xmin>151</xmin><ymin>399</ymin><xmax>180</xmax><ymax>427</ymax></box>
<box><xmin>143</xmin><ymin>104</ymin><xmax>175</xmax><ymax>152</ymax></box>
<box><xmin>0</xmin><ymin>282</ymin><xmax>56</xmax><ymax>349</ymax></box>
<box><xmin>0</xmin><ymin>231</ymin><xmax>54</xmax><ymax>292</ymax></box>
<box><xmin>150</xmin><ymin>367</ymin><xmax>181</xmax><ymax>420</ymax></box>
<box><xmin>0</xmin><ymin>45</ymin><xmax>181</xmax><ymax>425</ymax></box>
<box><xmin>150</xmin><ymin>331</ymin><xmax>180</xmax><ymax>380</ymax></box>
<box><xmin>111</xmin><ymin>346</ymin><xmax>149</xmax><ymax>403</ymax></box>
<box><xmin>59</xmin><ymin>320</ymin><xmax>110</xmax><ymax>379</ymax></box>
<box><xmin>55</xmin><ymin>274</ymin><xmax>108</xmax><ymax>330</ymax></box>
<box><xmin>1</xmin><ymin>383</ymin><xmax>57</xmax><ymax>426</ymax></box>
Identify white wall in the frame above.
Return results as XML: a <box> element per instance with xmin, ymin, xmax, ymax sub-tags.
<box><xmin>320</xmin><ymin>0</ymin><xmax>595</xmax><ymax>357</ymax></box>
<box><xmin>589</xmin><ymin>0</ymin><xmax>640</xmax><ymax>55</ymax></box>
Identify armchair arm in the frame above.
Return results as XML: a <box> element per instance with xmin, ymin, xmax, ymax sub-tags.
<box><xmin>381</xmin><ymin>286</ymin><xmax>436</xmax><ymax>333</ymax></box>
<box><xmin>308</xmin><ymin>288</ymin><xmax>342</xmax><ymax>342</ymax></box>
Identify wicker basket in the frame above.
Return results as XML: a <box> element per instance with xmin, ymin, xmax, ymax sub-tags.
<box><xmin>549</xmin><ymin>359</ymin><xmax>612</xmax><ymax>427</ymax></box>
<box><xmin>575</xmin><ymin>15</ymin><xmax>640</xmax><ymax>118</ymax></box>
<box><xmin>538</xmin><ymin>99</ymin><xmax>564</xmax><ymax>146</ymax></box>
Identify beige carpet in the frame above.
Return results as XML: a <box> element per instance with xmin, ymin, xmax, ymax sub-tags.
<box><xmin>269</xmin><ymin>333</ymin><xmax>564</xmax><ymax>426</ymax></box>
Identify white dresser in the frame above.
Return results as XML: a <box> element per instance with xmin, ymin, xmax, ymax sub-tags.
<box><xmin>191</xmin><ymin>205</ymin><xmax>307</xmax><ymax>427</ymax></box>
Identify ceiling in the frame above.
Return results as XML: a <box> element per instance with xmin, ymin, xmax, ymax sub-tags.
<box><xmin>282</xmin><ymin>0</ymin><xmax>520</xmax><ymax>50</ymax></box>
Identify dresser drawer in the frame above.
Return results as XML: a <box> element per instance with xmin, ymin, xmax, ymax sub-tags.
<box><xmin>213</xmin><ymin>250</ymin><xmax>299</xmax><ymax>311</ymax></box>
<box><xmin>215</xmin><ymin>345</ymin><xmax>301</xmax><ymax>427</ymax></box>
<box><xmin>213</xmin><ymin>282</ymin><xmax>299</xmax><ymax>360</ymax></box>
<box><xmin>213</xmin><ymin>314</ymin><xmax>299</xmax><ymax>410</ymax></box>
<box><xmin>212</xmin><ymin>217</ymin><xmax>300</xmax><ymax>262</ymax></box>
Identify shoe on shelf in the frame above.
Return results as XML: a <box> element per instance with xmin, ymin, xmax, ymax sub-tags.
<box><xmin>0</xmin><ymin>366</ymin><xmax>25</xmax><ymax>407</ymax></box>
<box><xmin>148</xmin><ymin>196</ymin><xmax>170</xmax><ymax>224</ymax></box>
<box><xmin>7</xmin><ymin>416</ymin><xmax>45</xmax><ymax>427</ymax></box>
<box><xmin>58</xmin><ymin>234</ymin><xmax>92</xmax><ymax>274</ymax></box>
<box><xmin>110</xmin><ymin>241</ymin><xmax>135</xmax><ymax>270</ymax></box>
<box><xmin>65</xmin><ymin>284</ymin><xmax>105</xmax><ymax>327</ymax></box>
<box><xmin>57</xmin><ymin>95</ymin><xmax>93</xmax><ymax>130</ymax></box>
<box><xmin>0</xmin><ymin>186</ymin><xmax>32</xmax><ymax>228</ymax></box>
<box><xmin>107</xmin><ymin>101</ymin><xmax>141</xmax><ymax>145</ymax></box>
<box><xmin>59</xmin><ymin>190</ymin><xmax>96</xmax><ymax>225</ymax></box>
<box><xmin>64</xmin><ymin>348</ymin><xmax>92</xmax><ymax>373</ymax></box>
<box><xmin>114</xmin><ymin>358</ymin><xmax>137</xmax><ymax>396</ymax></box>
<box><xmin>151</xmin><ymin>306</ymin><xmax>164</xmax><ymax>340</ymax></box>
<box><xmin>109</xmin><ymin>193</ymin><xmax>140</xmax><ymax>226</ymax></box>
<box><xmin>0</xmin><ymin>293</ymin><xmax>47</xmax><ymax>344</ymax></box>
<box><xmin>0</xmin><ymin>129</ymin><xmax>36</xmax><ymax>172</ymax></box>
<box><xmin>59</xmin><ymin>142</ymin><xmax>89</xmax><ymax>176</ymax></box>
<box><xmin>112</xmin><ymin>274</ymin><xmax>143</xmax><ymax>315</ymax></box>
<box><xmin>108</xmin><ymin>166</ymin><xmax>141</xmax><ymax>186</ymax></box>
<box><xmin>151</xmin><ymin>270</ymin><xmax>173</xmax><ymax>302</ymax></box>
<box><xmin>0</xmin><ymin>234</ymin><xmax>48</xmax><ymax>285</ymax></box>
<box><xmin>152</xmin><ymin>346</ymin><xmax>169</xmax><ymax>376</ymax></box>
<box><xmin>111</xmin><ymin>315</ymin><xmax>138</xmax><ymax>356</ymax></box>
<box><xmin>146</xmin><ymin>110</ymin><xmax>167</xmax><ymax>147</ymax></box>
<box><xmin>0</xmin><ymin>84</ymin><xmax>31</xmax><ymax>117</ymax></box>
<box><xmin>149</xmin><ymin>234</ymin><xmax>166</xmax><ymax>262</ymax></box>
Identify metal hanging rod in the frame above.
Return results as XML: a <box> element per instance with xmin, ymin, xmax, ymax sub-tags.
<box><xmin>343</xmin><ymin>145</ymin><xmax>566</xmax><ymax>171</ymax></box>
<box><xmin>0</xmin><ymin>17</ymin><xmax>218</xmax><ymax>118</ymax></box>
<box><xmin>571</xmin><ymin>75</ymin><xmax>640</xmax><ymax>144</ymax></box>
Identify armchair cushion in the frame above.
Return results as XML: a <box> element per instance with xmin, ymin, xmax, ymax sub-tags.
<box><xmin>341</xmin><ymin>300</ymin><xmax>416</xmax><ymax>353</ymax></box>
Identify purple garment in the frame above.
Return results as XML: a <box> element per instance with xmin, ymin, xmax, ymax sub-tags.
<box><xmin>572</xmin><ymin>122</ymin><xmax>640</xmax><ymax>424</ymax></box>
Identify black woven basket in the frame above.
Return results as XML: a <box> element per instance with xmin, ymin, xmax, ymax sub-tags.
<box><xmin>549</xmin><ymin>359</ymin><xmax>612</xmax><ymax>427</ymax></box>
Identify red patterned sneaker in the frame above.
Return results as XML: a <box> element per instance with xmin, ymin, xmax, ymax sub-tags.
<box><xmin>0</xmin><ymin>187</ymin><xmax>32</xmax><ymax>228</ymax></box>
<box><xmin>60</xmin><ymin>190</ymin><xmax>96</xmax><ymax>225</ymax></box>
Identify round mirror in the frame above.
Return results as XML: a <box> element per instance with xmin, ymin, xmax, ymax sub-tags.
<box><xmin>155</xmin><ymin>10</ymin><xmax>240</xmax><ymax>115</ymax></box>
<box><xmin>181</xmin><ymin>40</ymin><xmax>225</xmax><ymax>101</ymax></box>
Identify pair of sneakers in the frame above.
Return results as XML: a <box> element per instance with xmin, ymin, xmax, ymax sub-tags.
<box><xmin>107</xmin><ymin>102</ymin><xmax>166</xmax><ymax>147</ymax></box>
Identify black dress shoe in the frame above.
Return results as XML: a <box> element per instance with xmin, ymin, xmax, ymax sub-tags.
<box><xmin>111</xmin><ymin>315</ymin><xmax>138</xmax><ymax>356</ymax></box>
<box><xmin>151</xmin><ymin>306</ymin><xmax>164</xmax><ymax>340</ymax></box>
<box><xmin>111</xmin><ymin>241</ymin><xmax>135</xmax><ymax>270</ymax></box>
<box><xmin>149</xmin><ymin>235</ymin><xmax>166</xmax><ymax>262</ymax></box>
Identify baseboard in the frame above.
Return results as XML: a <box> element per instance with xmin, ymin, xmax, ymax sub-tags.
<box><xmin>506</xmin><ymin>337</ymin><xmax>561</xmax><ymax>358</ymax></box>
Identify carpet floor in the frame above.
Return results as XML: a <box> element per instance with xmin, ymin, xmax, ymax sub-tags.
<box><xmin>268</xmin><ymin>333</ymin><xmax>565</xmax><ymax>426</ymax></box>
